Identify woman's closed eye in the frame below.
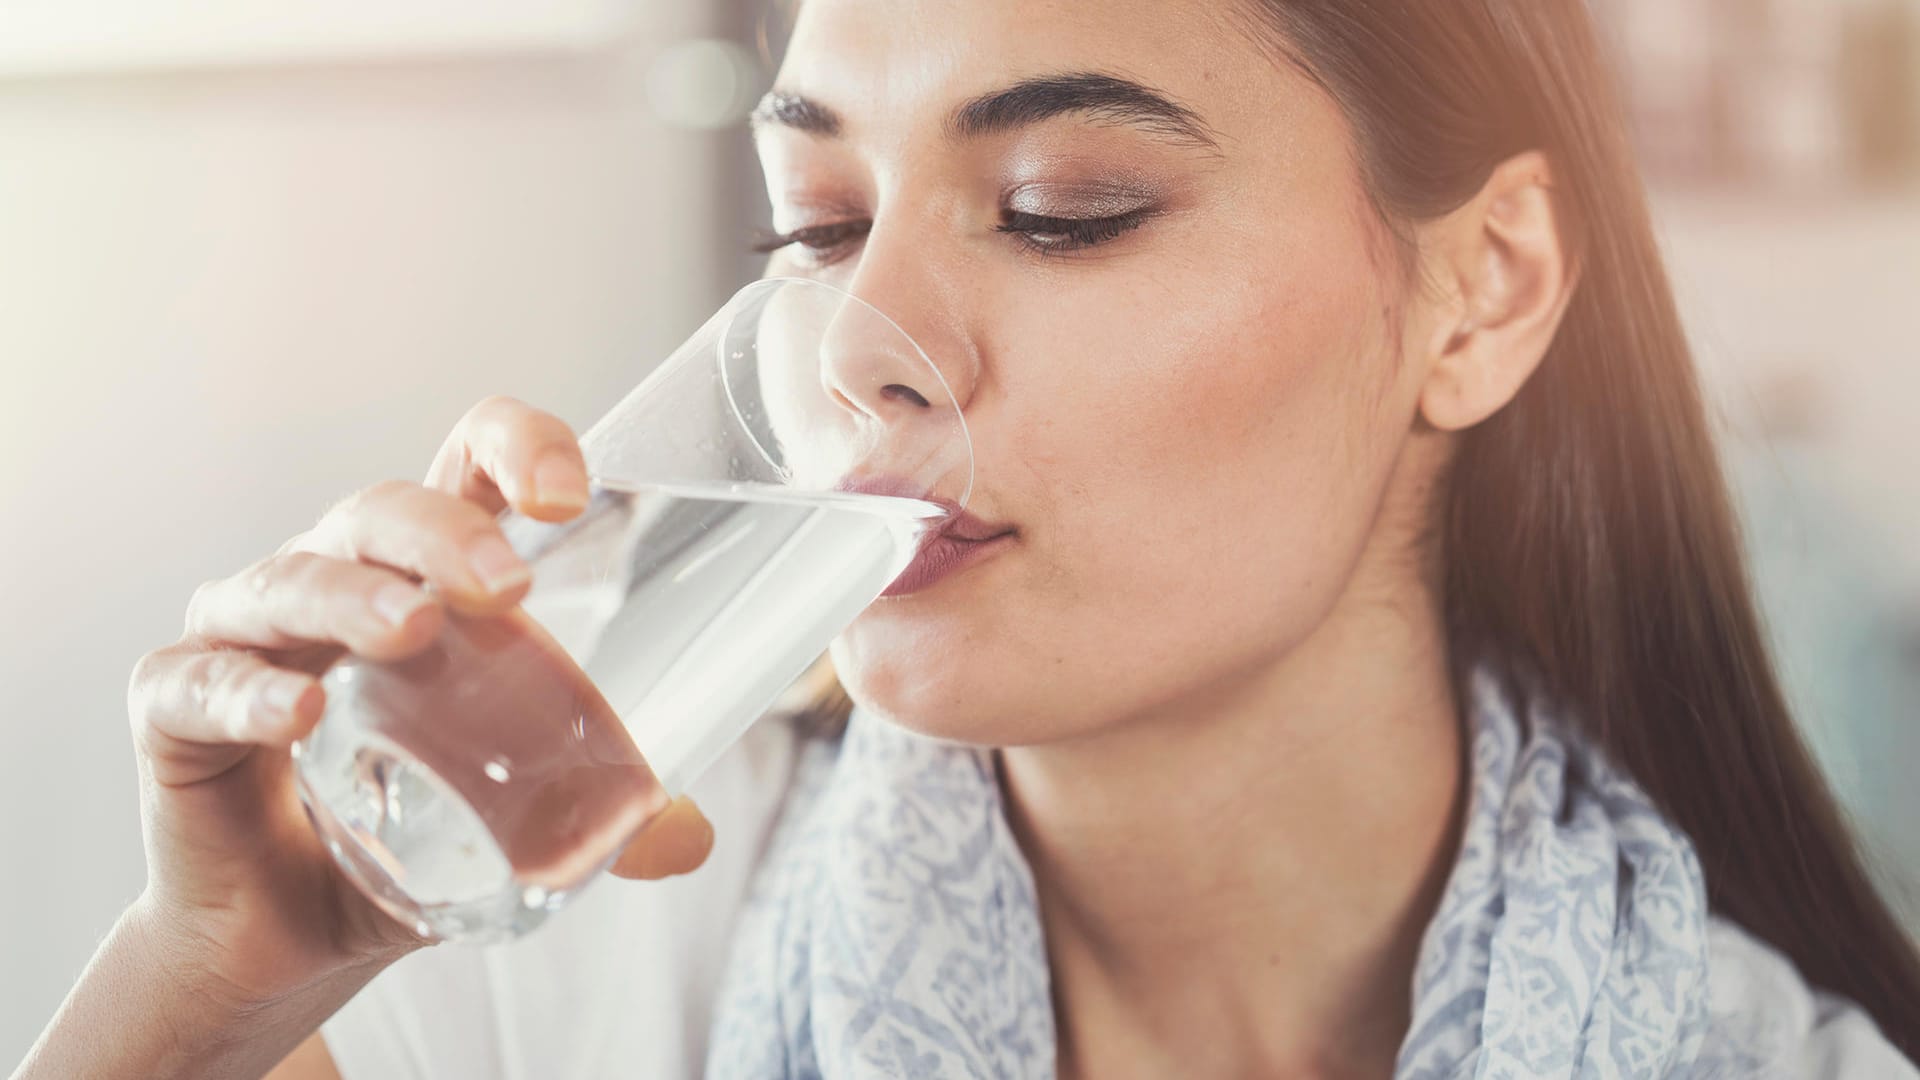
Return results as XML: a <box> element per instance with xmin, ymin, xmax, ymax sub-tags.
<box><xmin>751</xmin><ymin>207</ymin><xmax>1160</xmax><ymax>266</ymax></box>
<box><xmin>751</xmin><ymin>220</ymin><xmax>871</xmax><ymax>268</ymax></box>
<box><xmin>994</xmin><ymin>208</ymin><xmax>1158</xmax><ymax>254</ymax></box>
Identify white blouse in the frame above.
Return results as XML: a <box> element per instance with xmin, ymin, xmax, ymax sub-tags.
<box><xmin>320</xmin><ymin>719</ymin><xmax>802</xmax><ymax>1080</ymax></box>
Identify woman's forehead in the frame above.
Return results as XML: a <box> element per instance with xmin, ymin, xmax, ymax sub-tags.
<box><xmin>774</xmin><ymin>0</ymin><xmax>1303</xmax><ymax>146</ymax></box>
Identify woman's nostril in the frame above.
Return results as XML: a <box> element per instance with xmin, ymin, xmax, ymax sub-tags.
<box><xmin>881</xmin><ymin>384</ymin><xmax>931</xmax><ymax>408</ymax></box>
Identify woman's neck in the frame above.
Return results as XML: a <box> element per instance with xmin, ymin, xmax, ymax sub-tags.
<box><xmin>999</xmin><ymin>568</ymin><xmax>1465</xmax><ymax>1078</ymax></box>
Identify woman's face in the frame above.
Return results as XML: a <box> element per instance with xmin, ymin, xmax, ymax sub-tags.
<box><xmin>759</xmin><ymin>0</ymin><xmax>1437</xmax><ymax>745</ymax></box>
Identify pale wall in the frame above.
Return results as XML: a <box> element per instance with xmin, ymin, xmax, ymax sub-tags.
<box><xmin>0</xmin><ymin>13</ymin><xmax>739</xmax><ymax>1062</ymax></box>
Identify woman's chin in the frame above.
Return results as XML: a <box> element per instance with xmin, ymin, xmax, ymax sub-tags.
<box><xmin>830</xmin><ymin>601</ymin><xmax>1066</xmax><ymax>745</ymax></box>
<box><xmin>831</xmin><ymin>655</ymin><xmax>1029</xmax><ymax>746</ymax></box>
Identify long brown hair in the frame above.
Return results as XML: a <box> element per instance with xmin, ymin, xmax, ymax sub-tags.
<box><xmin>1250</xmin><ymin>0</ymin><xmax>1918</xmax><ymax>1053</ymax></box>
<box><xmin>781</xmin><ymin>0</ymin><xmax>1920</xmax><ymax>1055</ymax></box>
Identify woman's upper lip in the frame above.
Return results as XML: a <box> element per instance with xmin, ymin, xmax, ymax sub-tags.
<box><xmin>934</xmin><ymin>505</ymin><xmax>1015</xmax><ymax>543</ymax></box>
<box><xmin>834</xmin><ymin>475</ymin><xmax>1015</xmax><ymax>542</ymax></box>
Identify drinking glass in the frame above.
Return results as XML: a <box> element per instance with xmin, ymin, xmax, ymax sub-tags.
<box><xmin>292</xmin><ymin>276</ymin><xmax>972</xmax><ymax>942</ymax></box>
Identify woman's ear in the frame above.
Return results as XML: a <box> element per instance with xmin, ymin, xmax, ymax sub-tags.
<box><xmin>1416</xmin><ymin>151</ymin><xmax>1577</xmax><ymax>432</ymax></box>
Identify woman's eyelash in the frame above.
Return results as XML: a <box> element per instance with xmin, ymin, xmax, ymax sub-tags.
<box><xmin>749</xmin><ymin>207</ymin><xmax>1158</xmax><ymax>262</ymax></box>
<box><xmin>751</xmin><ymin>220</ymin><xmax>871</xmax><ymax>261</ymax></box>
<box><xmin>994</xmin><ymin>208</ymin><xmax>1157</xmax><ymax>253</ymax></box>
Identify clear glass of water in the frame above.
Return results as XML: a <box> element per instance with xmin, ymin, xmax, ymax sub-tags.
<box><xmin>292</xmin><ymin>277</ymin><xmax>972</xmax><ymax>943</ymax></box>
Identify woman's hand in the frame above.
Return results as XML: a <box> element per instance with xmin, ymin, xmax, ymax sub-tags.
<box><xmin>120</xmin><ymin>395</ymin><xmax>712</xmax><ymax>1010</ymax></box>
<box><xmin>11</xmin><ymin>396</ymin><xmax>721</xmax><ymax>1080</ymax></box>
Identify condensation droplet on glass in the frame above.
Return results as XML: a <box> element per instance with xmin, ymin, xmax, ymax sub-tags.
<box><xmin>483</xmin><ymin>759</ymin><xmax>512</xmax><ymax>783</ymax></box>
<box><xmin>571</xmin><ymin>712</ymin><xmax>586</xmax><ymax>742</ymax></box>
<box><xmin>730</xmin><ymin>350</ymin><xmax>745</xmax><ymax>360</ymax></box>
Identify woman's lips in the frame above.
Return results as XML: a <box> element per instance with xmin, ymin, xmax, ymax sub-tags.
<box><xmin>883</xmin><ymin>528</ymin><xmax>1016</xmax><ymax>597</ymax></box>
<box><xmin>832</xmin><ymin>475</ymin><xmax>1016</xmax><ymax>597</ymax></box>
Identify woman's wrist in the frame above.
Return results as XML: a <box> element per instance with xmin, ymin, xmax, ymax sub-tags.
<box><xmin>14</xmin><ymin>898</ymin><xmax>388</xmax><ymax>1080</ymax></box>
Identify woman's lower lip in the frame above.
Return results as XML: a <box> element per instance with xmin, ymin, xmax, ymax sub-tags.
<box><xmin>881</xmin><ymin>531</ymin><xmax>1015</xmax><ymax>597</ymax></box>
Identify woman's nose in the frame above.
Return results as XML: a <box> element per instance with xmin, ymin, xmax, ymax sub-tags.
<box><xmin>818</xmin><ymin>304</ymin><xmax>949</xmax><ymax>423</ymax></box>
<box><xmin>822</xmin><ymin>229</ymin><xmax>978</xmax><ymax>418</ymax></box>
<box><xmin>810</xmin><ymin>269</ymin><xmax>975</xmax><ymax>502</ymax></box>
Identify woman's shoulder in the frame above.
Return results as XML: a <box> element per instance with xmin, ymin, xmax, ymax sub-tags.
<box><xmin>1701</xmin><ymin>917</ymin><xmax>1917</xmax><ymax>1078</ymax></box>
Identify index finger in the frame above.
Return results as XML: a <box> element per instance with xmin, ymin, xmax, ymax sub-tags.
<box><xmin>424</xmin><ymin>396</ymin><xmax>591</xmax><ymax>523</ymax></box>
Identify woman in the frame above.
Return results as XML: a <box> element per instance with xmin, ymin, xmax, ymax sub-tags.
<box><xmin>18</xmin><ymin>0</ymin><xmax>1920</xmax><ymax>1076</ymax></box>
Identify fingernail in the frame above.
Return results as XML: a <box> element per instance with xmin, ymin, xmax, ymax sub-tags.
<box><xmin>373</xmin><ymin>582</ymin><xmax>432</xmax><ymax>628</ymax></box>
<box><xmin>533</xmin><ymin>452</ymin><xmax>589</xmax><ymax>510</ymax></box>
<box><xmin>468</xmin><ymin>536</ymin><xmax>531</xmax><ymax>594</ymax></box>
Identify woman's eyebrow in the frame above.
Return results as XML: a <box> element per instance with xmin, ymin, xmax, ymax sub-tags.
<box><xmin>750</xmin><ymin>72</ymin><xmax>1219</xmax><ymax>151</ymax></box>
<box><xmin>949</xmin><ymin>72</ymin><xmax>1219</xmax><ymax>150</ymax></box>
<box><xmin>751</xmin><ymin>92</ymin><xmax>841</xmax><ymax>137</ymax></box>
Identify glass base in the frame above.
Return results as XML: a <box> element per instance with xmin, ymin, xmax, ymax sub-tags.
<box><xmin>292</xmin><ymin>735</ymin><xmax>572</xmax><ymax>944</ymax></box>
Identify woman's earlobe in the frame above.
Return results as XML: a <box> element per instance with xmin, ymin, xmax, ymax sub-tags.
<box><xmin>1416</xmin><ymin>151</ymin><xmax>1575</xmax><ymax>433</ymax></box>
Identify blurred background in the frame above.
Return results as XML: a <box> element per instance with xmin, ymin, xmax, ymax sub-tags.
<box><xmin>1</xmin><ymin>0</ymin><xmax>1915</xmax><ymax>1066</ymax></box>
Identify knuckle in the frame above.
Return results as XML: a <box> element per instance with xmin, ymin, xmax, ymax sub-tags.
<box><xmin>233</xmin><ymin>658</ymin><xmax>281</xmax><ymax>700</ymax></box>
<box><xmin>231</xmin><ymin>552</ymin><xmax>306</xmax><ymax>613</ymax></box>
<box><xmin>196</xmin><ymin>649</ymin><xmax>237</xmax><ymax>699</ymax></box>
<box><xmin>193</xmin><ymin>650</ymin><xmax>255</xmax><ymax>721</ymax></box>
<box><xmin>267</xmin><ymin>550</ymin><xmax>327</xmax><ymax>593</ymax></box>
<box><xmin>183</xmin><ymin>578</ymin><xmax>224</xmax><ymax>636</ymax></box>
<box><xmin>474</xmin><ymin>395</ymin><xmax>570</xmax><ymax>456</ymax></box>
<box><xmin>358</xmin><ymin>478</ymin><xmax>419</xmax><ymax>510</ymax></box>
<box><xmin>419</xmin><ymin>526</ymin><xmax>483</xmax><ymax>572</ymax></box>
<box><xmin>239</xmin><ymin>555</ymin><xmax>280</xmax><ymax>598</ymax></box>
<box><xmin>317</xmin><ymin>480</ymin><xmax>419</xmax><ymax>555</ymax></box>
<box><xmin>405</xmin><ymin>496</ymin><xmax>491</xmax><ymax>560</ymax></box>
<box><xmin>446</xmin><ymin>496</ymin><xmax>502</xmax><ymax>536</ymax></box>
<box><xmin>522</xmin><ymin>413</ymin><xmax>573</xmax><ymax>448</ymax></box>
<box><xmin>273</xmin><ymin>527</ymin><xmax>318</xmax><ymax>558</ymax></box>
<box><xmin>404</xmin><ymin>487</ymin><xmax>492</xmax><ymax>543</ymax></box>
<box><xmin>464</xmin><ymin>394</ymin><xmax>526</xmax><ymax>433</ymax></box>
<box><xmin>187</xmin><ymin>577</ymin><xmax>220</xmax><ymax>610</ymax></box>
<box><xmin>127</xmin><ymin>648</ymin><xmax>169</xmax><ymax>727</ymax></box>
<box><xmin>265</xmin><ymin>555</ymin><xmax>371</xmax><ymax>638</ymax></box>
<box><xmin>329</xmin><ymin>479</ymin><xmax>413</xmax><ymax>524</ymax></box>
<box><xmin>126</xmin><ymin>645</ymin><xmax>255</xmax><ymax>748</ymax></box>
